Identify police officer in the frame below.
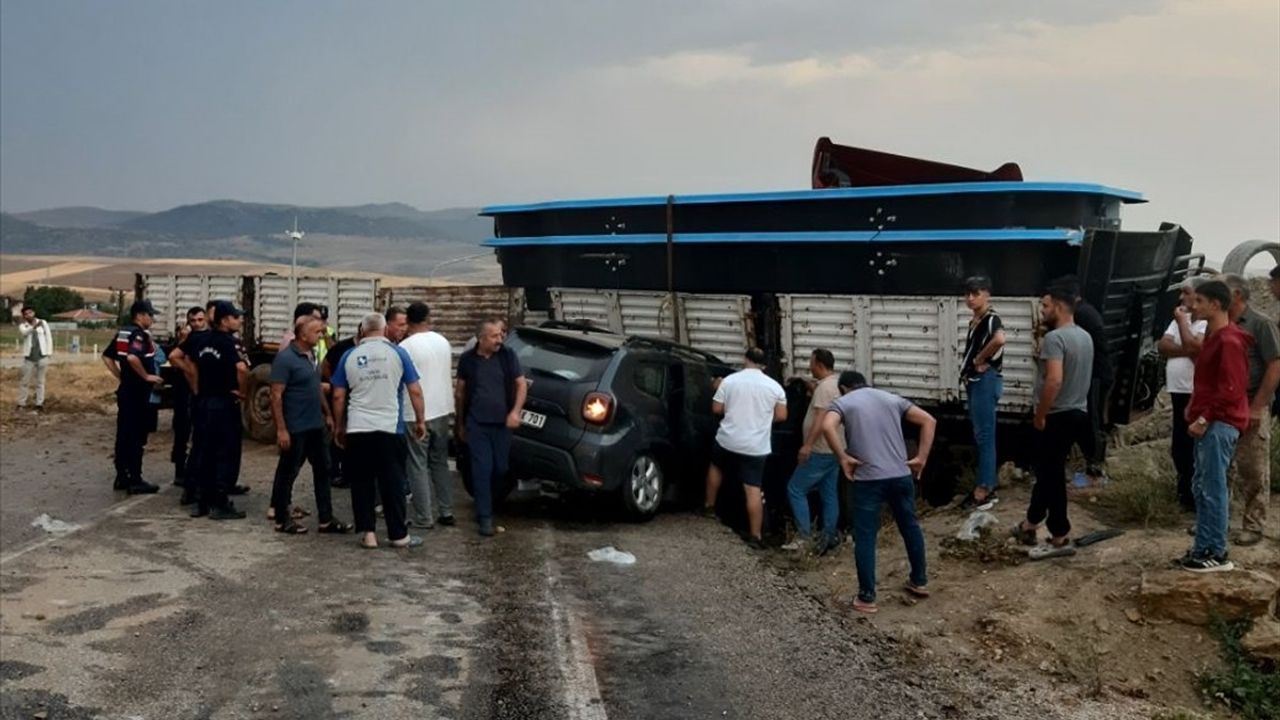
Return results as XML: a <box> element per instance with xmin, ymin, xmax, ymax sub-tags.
<box><xmin>178</xmin><ymin>300</ymin><xmax>249</xmax><ymax>519</ymax></box>
<box><xmin>104</xmin><ymin>301</ymin><xmax>162</xmax><ymax>494</ymax></box>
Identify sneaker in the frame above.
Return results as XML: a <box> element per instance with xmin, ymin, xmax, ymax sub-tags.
<box><xmin>209</xmin><ymin>504</ymin><xmax>247</xmax><ymax>521</ymax></box>
<box><xmin>1232</xmin><ymin>530</ymin><xmax>1264</xmax><ymax>547</ymax></box>
<box><xmin>1180</xmin><ymin>552</ymin><xmax>1234</xmax><ymax>573</ymax></box>
<box><xmin>700</xmin><ymin>506</ymin><xmax>717</xmax><ymax>519</ymax></box>
<box><xmin>126</xmin><ymin>480</ymin><xmax>160</xmax><ymax>495</ymax></box>
<box><xmin>744</xmin><ymin>536</ymin><xmax>766</xmax><ymax>551</ymax></box>
<box><xmin>815</xmin><ymin>534</ymin><xmax>841</xmax><ymax>557</ymax></box>
<box><xmin>852</xmin><ymin>597</ymin><xmax>879</xmax><ymax>614</ymax></box>
<box><xmin>478</xmin><ymin>520</ymin><xmax>495</xmax><ymax>537</ymax></box>
<box><xmin>437</xmin><ymin>515</ymin><xmax>456</xmax><ymax>527</ymax></box>
<box><xmin>228</xmin><ymin>484</ymin><xmax>250</xmax><ymax>496</ymax></box>
<box><xmin>780</xmin><ymin>539</ymin><xmax>807</xmax><ymax>552</ymax></box>
<box><xmin>113</xmin><ymin>476</ymin><xmax>130</xmax><ymax>491</ymax></box>
<box><xmin>189</xmin><ymin>504</ymin><xmax>210</xmax><ymax>518</ymax></box>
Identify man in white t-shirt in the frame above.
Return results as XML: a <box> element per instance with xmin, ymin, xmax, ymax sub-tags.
<box><xmin>1157</xmin><ymin>277</ymin><xmax>1208</xmax><ymax>511</ymax></box>
<box><xmin>400</xmin><ymin>301</ymin><xmax>458</xmax><ymax>528</ymax></box>
<box><xmin>703</xmin><ymin>347</ymin><xmax>788</xmax><ymax>549</ymax></box>
<box><xmin>332</xmin><ymin>312</ymin><xmax>427</xmax><ymax>550</ymax></box>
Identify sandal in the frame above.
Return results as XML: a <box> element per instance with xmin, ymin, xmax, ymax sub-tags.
<box><xmin>274</xmin><ymin>522</ymin><xmax>308</xmax><ymax>535</ymax></box>
<box><xmin>317</xmin><ymin>520</ymin><xmax>352</xmax><ymax>534</ymax></box>
<box><xmin>358</xmin><ymin>539</ymin><xmax>379</xmax><ymax>550</ymax></box>
<box><xmin>389</xmin><ymin>535</ymin><xmax>424</xmax><ymax>549</ymax></box>
<box><xmin>266</xmin><ymin>506</ymin><xmax>311</xmax><ymax>521</ymax></box>
<box><xmin>904</xmin><ymin>583</ymin><xmax>931</xmax><ymax>598</ymax></box>
<box><xmin>1028</xmin><ymin>542</ymin><xmax>1077</xmax><ymax>561</ymax></box>
<box><xmin>852</xmin><ymin>597</ymin><xmax>879</xmax><ymax>614</ymax></box>
<box><xmin>1010</xmin><ymin>523</ymin><xmax>1037</xmax><ymax>547</ymax></box>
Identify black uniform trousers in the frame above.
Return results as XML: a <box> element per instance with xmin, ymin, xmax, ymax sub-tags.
<box><xmin>114</xmin><ymin>388</ymin><xmax>152</xmax><ymax>484</ymax></box>
<box><xmin>193</xmin><ymin>396</ymin><xmax>243</xmax><ymax>509</ymax></box>
<box><xmin>171</xmin><ymin>379</ymin><xmax>194</xmax><ymax>479</ymax></box>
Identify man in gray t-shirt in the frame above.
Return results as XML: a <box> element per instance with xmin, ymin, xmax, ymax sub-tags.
<box><xmin>1033</xmin><ymin>324</ymin><xmax>1094</xmax><ymax>413</ymax></box>
<box><xmin>1014</xmin><ymin>284</ymin><xmax>1096</xmax><ymax>557</ymax></box>
<box><xmin>822</xmin><ymin>371</ymin><xmax>935</xmax><ymax>614</ymax></box>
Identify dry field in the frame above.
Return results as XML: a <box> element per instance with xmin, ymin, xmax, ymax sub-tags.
<box><xmin>0</xmin><ymin>253</ymin><xmax>500</xmax><ymax>301</ymax></box>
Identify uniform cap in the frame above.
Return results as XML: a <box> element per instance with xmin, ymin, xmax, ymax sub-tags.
<box><xmin>213</xmin><ymin>300</ymin><xmax>243</xmax><ymax>318</ymax></box>
<box><xmin>130</xmin><ymin>300</ymin><xmax>156</xmax><ymax>316</ymax></box>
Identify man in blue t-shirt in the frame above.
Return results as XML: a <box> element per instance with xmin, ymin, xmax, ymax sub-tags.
<box><xmin>268</xmin><ymin>315</ymin><xmax>351</xmax><ymax>535</ymax></box>
<box><xmin>822</xmin><ymin>371</ymin><xmax>936</xmax><ymax>615</ymax></box>
<box><xmin>332</xmin><ymin>312</ymin><xmax>427</xmax><ymax>549</ymax></box>
<box><xmin>455</xmin><ymin>318</ymin><xmax>527</xmax><ymax>538</ymax></box>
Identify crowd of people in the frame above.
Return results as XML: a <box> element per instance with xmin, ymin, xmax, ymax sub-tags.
<box><xmin>41</xmin><ymin>264</ymin><xmax>1272</xmax><ymax>603</ymax></box>
<box><xmin>99</xmin><ymin>297</ymin><xmax>527</xmax><ymax>545</ymax></box>
<box><xmin>700</xmin><ymin>270</ymin><xmax>1278</xmax><ymax>613</ymax></box>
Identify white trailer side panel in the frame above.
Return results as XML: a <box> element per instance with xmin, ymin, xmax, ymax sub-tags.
<box><xmin>780</xmin><ymin>294</ymin><xmax>1039</xmax><ymax>413</ymax></box>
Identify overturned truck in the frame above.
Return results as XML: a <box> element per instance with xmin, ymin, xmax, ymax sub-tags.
<box><xmin>480</xmin><ymin>138</ymin><xmax>1203</xmax><ymax>504</ymax></box>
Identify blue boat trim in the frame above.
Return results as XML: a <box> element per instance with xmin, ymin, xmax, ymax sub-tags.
<box><xmin>483</xmin><ymin>228</ymin><xmax>1086</xmax><ymax>247</ymax></box>
<box><xmin>480</xmin><ymin>182</ymin><xmax>1145</xmax><ymax>215</ymax></box>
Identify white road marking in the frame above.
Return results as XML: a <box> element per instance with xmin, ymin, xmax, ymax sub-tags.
<box><xmin>0</xmin><ymin>492</ymin><xmax>159</xmax><ymax>566</ymax></box>
<box><xmin>540</xmin><ymin>531</ymin><xmax>609</xmax><ymax>720</ymax></box>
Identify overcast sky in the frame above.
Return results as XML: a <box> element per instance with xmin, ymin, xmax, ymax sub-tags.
<box><xmin>1</xmin><ymin>0</ymin><xmax>1276</xmax><ymax>261</ymax></box>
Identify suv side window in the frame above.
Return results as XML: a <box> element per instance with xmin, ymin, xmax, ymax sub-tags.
<box><xmin>683</xmin><ymin>361</ymin><xmax>712</xmax><ymax>413</ymax></box>
<box><xmin>634</xmin><ymin>361</ymin><xmax>666</xmax><ymax>399</ymax></box>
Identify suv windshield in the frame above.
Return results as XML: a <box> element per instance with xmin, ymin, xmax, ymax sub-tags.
<box><xmin>506</xmin><ymin>330</ymin><xmax>614</xmax><ymax>383</ymax></box>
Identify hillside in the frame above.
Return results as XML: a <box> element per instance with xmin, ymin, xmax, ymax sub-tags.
<box><xmin>1</xmin><ymin>201</ymin><xmax>494</xmax><ymax>276</ymax></box>
<box><xmin>12</xmin><ymin>206</ymin><xmax>147</xmax><ymax>228</ymax></box>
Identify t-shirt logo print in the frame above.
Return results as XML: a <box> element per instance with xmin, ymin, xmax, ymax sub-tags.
<box><xmin>357</xmin><ymin>355</ymin><xmax>368</xmax><ymax>368</ymax></box>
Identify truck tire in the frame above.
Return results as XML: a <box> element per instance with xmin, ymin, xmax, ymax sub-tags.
<box><xmin>1221</xmin><ymin>239</ymin><xmax>1280</xmax><ymax>275</ymax></box>
<box><xmin>242</xmin><ymin>363</ymin><xmax>276</xmax><ymax>443</ymax></box>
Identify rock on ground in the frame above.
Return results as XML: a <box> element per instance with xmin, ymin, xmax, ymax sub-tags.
<box><xmin>1138</xmin><ymin>569</ymin><xmax>1278</xmax><ymax>625</ymax></box>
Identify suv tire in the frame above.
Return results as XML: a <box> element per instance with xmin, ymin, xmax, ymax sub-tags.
<box><xmin>620</xmin><ymin>453</ymin><xmax>664</xmax><ymax>521</ymax></box>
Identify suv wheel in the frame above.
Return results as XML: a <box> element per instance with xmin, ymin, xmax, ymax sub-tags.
<box><xmin>621</xmin><ymin>453</ymin><xmax>664</xmax><ymax>521</ymax></box>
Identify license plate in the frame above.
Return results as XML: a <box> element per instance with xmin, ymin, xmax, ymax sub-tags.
<box><xmin>520</xmin><ymin>410</ymin><xmax>547</xmax><ymax>429</ymax></box>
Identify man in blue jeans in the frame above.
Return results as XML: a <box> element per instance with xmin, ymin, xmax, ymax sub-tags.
<box><xmin>1181</xmin><ymin>280</ymin><xmax>1251</xmax><ymax>572</ymax></box>
<box><xmin>783</xmin><ymin>348</ymin><xmax>842</xmax><ymax>554</ymax></box>
<box><xmin>959</xmin><ymin>276</ymin><xmax>1006</xmax><ymax>510</ymax></box>
<box><xmin>455</xmin><ymin>318</ymin><xmax>527</xmax><ymax>538</ymax></box>
<box><xmin>822</xmin><ymin>371</ymin><xmax>935</xmax><ymax>614</ymax></box>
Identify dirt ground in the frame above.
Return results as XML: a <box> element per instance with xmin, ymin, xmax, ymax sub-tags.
<box><xmin>2</xmin><ymin>336</ymin><xmax>1278</xmax><ymax>717</ymax></box>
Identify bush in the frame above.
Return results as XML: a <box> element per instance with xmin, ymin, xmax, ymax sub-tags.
<box><xmin>1196</xmin><ymin>619</ymin><xmax>1280</xmax><ymax>720</ymax></box>
<box><xmin>22</xmin><ymin>285</ymin><xmax>84</xmax><ymax>318</ymax></box>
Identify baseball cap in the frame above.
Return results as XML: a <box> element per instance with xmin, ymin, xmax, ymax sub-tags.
<box><xmin>212</xmin><ymin>300</ymin><xmax>244</xmax><ymax>319</ymax></box>
<box><xmin>130</xmin><ymin>300</ymin><xmax>157</xmax><ymax>316</ymax></box>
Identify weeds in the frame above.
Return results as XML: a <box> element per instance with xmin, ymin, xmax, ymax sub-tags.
<box><xmin>1196</xmin><ymin>618</ymin><xmax>1279</xmax><ymax>720</ymax></box>
<box><xmin>1092</xmin><ymin>443</ymin><xmax>1185</xmax><ymax>528</ymax></box>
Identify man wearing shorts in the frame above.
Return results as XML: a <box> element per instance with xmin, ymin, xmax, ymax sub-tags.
<box><xmin>704</xmin><ymin>347</ymin><xmax>787</xmax><ymax>549</ymax></box>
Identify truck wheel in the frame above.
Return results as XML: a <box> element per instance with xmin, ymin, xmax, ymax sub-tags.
<box><xmin>242</xmin><ymin>363</ymin><xmax>276</xmax><ymax>443</ymax></box>
<box><xmin>620</xmin><ymin>453</ymin><xmax>664</xmax><ymax>521</ymax></box>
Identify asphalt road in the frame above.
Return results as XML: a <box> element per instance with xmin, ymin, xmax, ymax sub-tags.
<box><xmin>0</xmin><ymin>412</ymin><xmax>1136</xmax><ymax>720</ymax></box>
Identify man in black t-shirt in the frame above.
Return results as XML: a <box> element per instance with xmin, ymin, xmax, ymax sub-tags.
<box><xmin>175</xmin><ymin>300</ymin><xmax>249</xmax><ymax>519</ymax></box>
<box><xmin>105</xmin><ymin>301</ymin><xmax>163</xmax><ymax>494</ymax></box>
<box><xmin>168</xmin><ymin>306</ymin><xmax>207</xmax><ymax>487</ymax></box>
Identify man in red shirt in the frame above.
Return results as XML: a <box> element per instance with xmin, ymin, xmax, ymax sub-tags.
<box><xmin>1182</xmin><ymin>280</ymin><xmax>1252</xmax><ymax>572</ymax></box>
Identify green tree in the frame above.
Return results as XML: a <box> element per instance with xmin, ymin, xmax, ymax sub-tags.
<box><xmin>22</xmin><ymin>286</ymin><xmax>84</xmax><ymax>318</ymax></box>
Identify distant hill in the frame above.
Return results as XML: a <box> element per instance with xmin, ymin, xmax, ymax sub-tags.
<box><xmin>12</xmin><ymin>206</ymin><xmax>147</xmax><ymax>228</ymax></box>
<box><xmin>117</xmin><ymin>200</ymin><xmax>490</xmax><ymax>241</ymax></box>
<box><xmin>1</xmin><ymin>201</ymin><xmax>495</xmax><ymax>277</ymax></box>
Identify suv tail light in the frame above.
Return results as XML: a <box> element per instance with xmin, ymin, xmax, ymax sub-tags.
<box><xmin>582</xmin><ymin>392</ymin><xmax>613</xmax><ymax>425</ymax></box>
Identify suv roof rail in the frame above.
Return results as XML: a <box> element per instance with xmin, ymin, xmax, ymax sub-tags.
<box><xmin>624</xmin><ymin>335</ymin><xmax>725</xmax><ymax>364</ymax></box>
<box><xmin>537</xmin><ymin>319</ymin><xmax>619</xmax><ymax>334</ymax></box>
